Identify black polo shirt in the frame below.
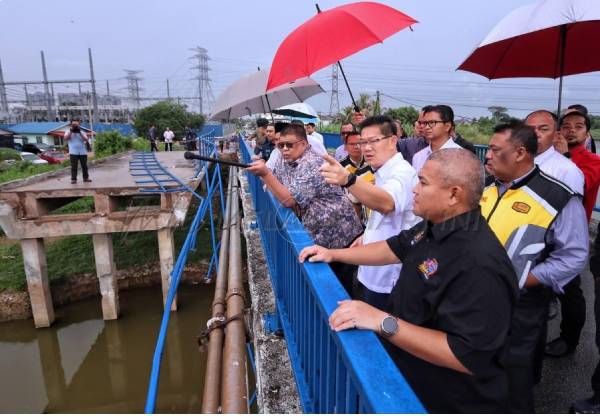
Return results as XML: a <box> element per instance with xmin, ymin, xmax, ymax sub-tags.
<box><xmin>254</xmin><ymin>140</ymin><xmax>275</xmax><ymax>162</ymax></box>
<box><xmin>384</xmin><ymin>208</ymin><xmax>518</xmax><ymax>413</ymax></box>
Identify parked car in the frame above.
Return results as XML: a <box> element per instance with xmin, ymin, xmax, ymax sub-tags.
<box><xmin>20</xmin><ymin>152</ymin><xmax>49</xmax><ymax>165</ymax></box>
<box><xmin>20</xmin><ymin>143</ymin><xmax>57</xmax><ymax>154</ymax></box>
<box><xmin>39</xmin><ymin>151</ymin><xmax>68</xmax><ymax>164</ymax></box>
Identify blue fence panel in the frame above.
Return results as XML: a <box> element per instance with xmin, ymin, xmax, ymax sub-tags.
<box><xmin>321</xmin><ymin>132</ymin><xmax>342</xmax><ymax>150</ymax></box>
<box><xmin>474</xmin><ymin>144</ymin><xmax>487</xmax><ymax>163</ymax></box>
<box><xmin>240</xmin><ymin>136</ymin><xmax>425</xmax><ymax>414</ymax></box>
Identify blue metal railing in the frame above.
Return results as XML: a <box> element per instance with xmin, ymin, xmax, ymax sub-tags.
<box><xmin>240</xmin><ymin>136</ymin><xmax>424</xmax><ymax>413</ymax></box>
<box><xmin>143</xmin><ymin>141</ymin><xmax>224</xmax><ymax>413</ymax></box>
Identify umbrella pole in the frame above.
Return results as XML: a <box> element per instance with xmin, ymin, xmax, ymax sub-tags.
<box><xmin>337</xmin><ymin>61</ymin><xmax>360</xmax><ymax>113</ymax></box>
<box><xmin>315</xmin><ymin>3</ymin><xmax>360</xmax><ymax>113</ymax></box>
<box><xmin>263</xmin><ymin>94</ymin><xmax>275</xmax><ymax>122</ymax></box>
<box><xmin>556</xmin><ymin>25</ymin><xmax>567</xmax><ymax>116</ymax></box>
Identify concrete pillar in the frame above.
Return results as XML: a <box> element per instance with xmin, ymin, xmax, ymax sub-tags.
<box><xmin>21</xmin><ymin>238</ymin><xmax>54</xmax><ymax>327</ymax></box>
<box><xmin>92</xmin><ymin>233</ymin><xmax>119</xmax><ymax>320</ymax></box>
<box><xmin>157</xmin><ymin>227</ymin><xmax>177</xmax><ymax>311</ymax></box>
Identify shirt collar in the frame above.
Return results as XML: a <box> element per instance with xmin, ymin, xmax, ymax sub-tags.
<box><xmin>494</xmin><ymin>165</ymin><xmax>538</xmax><ymax>191</ymax></box>
<box><xmin>534</xmin><ymin>146</ymin><xmax>556</xmax><ymax>164</ymax></box>
<box><xmin>426</xmin><ymin>137</ymin><xmax>455</xmax><ymax>154</ymax></box>
<box><xmin>429</xmin><ymin>207</ymin><xmax>482</xmax><ymax>242</ymax></box>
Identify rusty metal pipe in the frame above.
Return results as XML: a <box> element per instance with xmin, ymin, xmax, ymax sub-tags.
<box><xmin>201</xmin><ymin>166</ymin><xmax>234</xmax><ymax>413</ymax></box>
<box><xmin>221</xmin><ymin>169</ymin><xmax>249</xmax><ymax>413</ymax></box>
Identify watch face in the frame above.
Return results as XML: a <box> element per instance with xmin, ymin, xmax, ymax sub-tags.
<box><xmin>382</xmin><ymin>316</ymin><xmax>398</xmax><ymax>336</ymax></box>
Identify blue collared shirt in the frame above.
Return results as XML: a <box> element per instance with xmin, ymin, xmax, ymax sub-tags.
<box><xmin>497</xmin><ymin>166</ymin><xmax>588</xmax><ymax>293</ymax></box>
<box><xmin>66</xmin><ymin>130</ymin><xmax>89</xmax><ymax>156</ymax></box>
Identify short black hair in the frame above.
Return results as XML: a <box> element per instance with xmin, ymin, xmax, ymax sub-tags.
<box><xmin>306</xmin><ymin>122</ymin><xmax>316</xmax><ymax>128</ymax></box>
<box><xmin>71</xmin><ymin>117</ymin><xmax>81</xmax><ymax>123</ymax></box>
<box><xmin>274</xmin><ymin>121</ymin><xmax>288</xmax><ymax>134</ymax></box>
<box><xmin>280</xmin><ymin>123</ymin><xmax>307</xmax><ymax>141</ymax></box>
<box><xmin>560</xmin><ymin>111</ymin><xmax>591</xmax><ymax>132</ymax></box>
<box><xmin>256</xmin><ymin>118</ymin><xmax>269</xmax><ymax>128</ymax></box>
<box><xmin>423</xmin><ymin>104</ymin><xmax>454</xmax><ymax>125</ymax></box>
<box><xmin>493</xmin><ymin>119</ymin><xmax>537</xmax><ymax>156</ymax></box>
<box><xmin>290</xmin><ymin>119</ymin><xmax>305</xmax><ymax>126</ymax></box>
<box><xmin>358</xmin><ymin>115</ymin><xmax>397</xmax><ymax>136</ymax></box>
<box><xmin>567</xmin><ymin>104</ymin><xmax>588</xmax><ymax>115</ymax></box>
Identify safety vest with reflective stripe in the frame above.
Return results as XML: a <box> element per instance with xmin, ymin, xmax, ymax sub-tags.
<box><xmin>480</xmin><ymin>167</ymin><xmax>573</xmax><ymax>287</ymax></box>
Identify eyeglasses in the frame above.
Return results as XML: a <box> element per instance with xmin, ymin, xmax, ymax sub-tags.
<box><xmin>276</xmin><ymin>139</ymin><xmax>304</xmax><ymax>150</ymax></box>
<box><xmin>417</xmin><ymin>120</ymin><xmax>446</xmax><ymax>128</ymax></box>
<box><xmin>357</xmin><ymin>135</ymin><xmax>392</xmax><ymax>148</ymax></box>
<box><xmin>346</xmin><ymin>142</ymin><xmax>361</xmax><ymax>150</ymax></box>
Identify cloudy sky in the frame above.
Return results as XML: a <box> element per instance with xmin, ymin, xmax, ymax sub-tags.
<box><xmin>1</xmin><ymin>0</ymin><xmax>598</xmax><ymax>119</ymax></box>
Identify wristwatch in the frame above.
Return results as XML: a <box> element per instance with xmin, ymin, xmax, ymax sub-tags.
<box><xmin>380</xmin><ymin>315</ymin><xmax>399</xmax><ymax>337</ymax></box>
<box><xmin>342</xmin><ymin>173</ymin><xmax>357</xmax><ymax>188</ymax></box>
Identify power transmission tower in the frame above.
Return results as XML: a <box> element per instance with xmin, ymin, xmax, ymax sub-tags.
<box><xmin>0</xmin><ymin>59</ymin><xmax>8</xmax><ymax>114</ymax></box>
<box><xmin>123</xmin><ymin>69</ymin><xmax>143</xmax><ymax>110</ymax></box>
<box><xmin>329</xmin><ymin>64</ymin><xmax>340</xmax><ymax>116</ymax></box>
<box><xmin>189</xmin><ymin>46</ymin><xmax>214</xmax><ymax>115</ymax></box>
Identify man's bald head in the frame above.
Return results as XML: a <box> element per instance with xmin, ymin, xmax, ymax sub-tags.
<box><xmin>427</xmin><ymin>148</ymin><xmax>484</xmax><ymax>209</ymax></box>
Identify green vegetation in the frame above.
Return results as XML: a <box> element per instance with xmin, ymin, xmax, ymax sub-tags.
<box><xmin>0</xmin><ymin>148</ymin><xmax>20</xmax><ymax>161</ymax></box>
<box><xmin>133</xmin><ymin>100</ymin><xmax>205</xmax><ymax>140</ymax></box>
<box><xmin>0</xmin><ymin>194</ymin><xmax>221</xmax><ymax>291</ymax></box>
<box><xmin>0</xmin><ymin>161</ymin><xmax>68</xmax><ymax>184</ymax></box>
<box><xmin>94</xmin><ymin>131</ymin><xmax>133</xmax><ymax>157</ymax></box>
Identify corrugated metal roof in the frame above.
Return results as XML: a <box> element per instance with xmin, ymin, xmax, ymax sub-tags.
<box><xmin>8</xmin><ymin>122</ymin><xmax>69</xmax><ymax>134</ymax></box>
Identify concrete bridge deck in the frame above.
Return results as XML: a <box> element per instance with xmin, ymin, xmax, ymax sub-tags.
<box><xmin>0</xmin><ymin>151</ymin><xmax>202</xmax><ymax>328</ymax></box>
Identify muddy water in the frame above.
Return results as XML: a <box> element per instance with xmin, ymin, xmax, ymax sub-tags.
<box><xmin>0</xmin><ymin>284</ymin><xmax>213</xmax><ymax>413</ymax></box>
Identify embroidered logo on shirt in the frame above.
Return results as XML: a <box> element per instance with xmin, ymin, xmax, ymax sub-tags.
<box><xmin>511</xmin><ymin>202</ymin><xmax>531</xmax><ymax>214</ymax></box>
<box><xmin>411</xmin><ymin>230</ymin><xmax>425</xmax><ymax>245</ymax></box>
<box><xmin>418</xmin><ymin>258</ymin><xmax>438</xmax><ymax>279</ymax></box>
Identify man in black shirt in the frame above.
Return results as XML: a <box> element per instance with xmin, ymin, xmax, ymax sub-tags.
<box><xmin>254</xmin><ymin>122</ymin><xmax>276</xmax><ymax>161</ymax></box>
<box><xmin>299</xmin><ymin>148</ymin><xmax>518</xmax><ymax>413</ymax></box>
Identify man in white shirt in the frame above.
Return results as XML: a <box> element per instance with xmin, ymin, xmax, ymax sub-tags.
<box><xmin>306</xmin><ymin>122</ymin><xmax>324</xmax><ymax>146</ymax></box>
<box><xmin>319</xmin><ymin>115</ymin><xmax>419</xmax><ymax>309</ymax></box>
<box><xmin>525</xmin><ymin>109</ymin><xmax>586</xmax><ymax>361</ymax></box>
<box><xmin>526</xmin><ymin>110</ymin><xmax>584</xmax><ymax>194</ymax></box>
<box><xmin>412</xmin><ymin>105</ymin><xmax>462</xmax><ymax>174</ymax></box>
<box><xmin>163</xmin><ymin>127</ymin><xmax>175</xmax><ymax>151</ymax></box>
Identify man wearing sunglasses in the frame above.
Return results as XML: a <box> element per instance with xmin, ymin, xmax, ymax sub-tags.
<box><xmin>411</xmin><ymin>105</ymin><xmax>462</xmax><ymax>174</ymax></box>
<box><xmin>247</xmin><ymin>123</ymin><xmax>363</xmax><ymax>294</ymax></box>
<box><xmin>319</xmin><ymin>115</ymin><xmax>419</xmax><ymax>307</ymax></box>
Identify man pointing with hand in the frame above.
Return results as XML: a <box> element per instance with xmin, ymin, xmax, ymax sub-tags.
<box><xmin>319</xmin><ymin>115</ymin><xmax>418</xmax><ymax>307</ymax></box>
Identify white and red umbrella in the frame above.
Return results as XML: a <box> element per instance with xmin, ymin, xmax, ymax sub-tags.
<box><xmin>458</xmin><ymin>0</ymin><xmax>600</xmax><ymax>114</ymax></box>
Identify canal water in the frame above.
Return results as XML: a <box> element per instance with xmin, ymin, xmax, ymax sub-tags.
<box><xmin>0</xmin><ymin>284</ymin><xmax>213</xmax><ymax>413</ymax></box>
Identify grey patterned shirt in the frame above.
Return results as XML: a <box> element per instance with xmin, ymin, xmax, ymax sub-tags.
<box><xmin>272</xmin><ymin>147</ymin><xmax>363</xmax><ymax>249</ymax></box>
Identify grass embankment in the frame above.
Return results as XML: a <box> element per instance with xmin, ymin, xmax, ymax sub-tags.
<box><xmin>0</xmin><ymin>180</ymin><xmax>223</xmax><ymax>291</ymax></box>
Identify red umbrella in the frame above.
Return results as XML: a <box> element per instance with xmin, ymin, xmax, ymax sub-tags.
<box><xmin>266</xmin><ymin>2</ymin><xmax>417</xmax><ymax>111</ymax></box>
<box><xmin>457</xmin><ymin>0</ymin><xmax>600</xmax><ymax>114</ymax></box>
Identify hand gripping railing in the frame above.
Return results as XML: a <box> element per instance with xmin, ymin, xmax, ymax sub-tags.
<box><xmin>140</xmin><ymin>141</ymin><xmax>225</xmax><ymax>413</ymax></box>
<box><xmin>239</xmin><ymin>135</ymin><xmax>425</xmax><ymax>413</ymax></box>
